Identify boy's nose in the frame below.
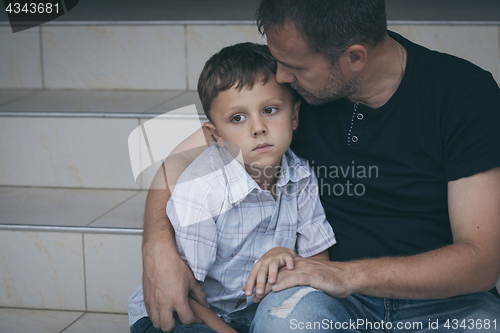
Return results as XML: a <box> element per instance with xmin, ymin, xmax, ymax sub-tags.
<box><xmin>251</xmin><ymin>118</ymin><xmax>267</xmax><ymax>137</ymax></box>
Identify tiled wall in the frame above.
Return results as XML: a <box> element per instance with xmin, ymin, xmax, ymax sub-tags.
<box><xmin>1</xmin><ymin>24</ymin><xmax>498</xmax><ymax>90</ymax></box>
<box><xmin>0</xmin><ymin>230</ymin><xmax>142</xmax><ymax>313</ymax></box>
<box><xmin>0</xmin><ymin>116</ymin><xmax>140</xmax><ymax>189</ymax></box>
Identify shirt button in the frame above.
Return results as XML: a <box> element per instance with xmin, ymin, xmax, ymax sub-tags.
<box><xmin>357</xmin><ymin>113</ymin><xmax>364</xmax><ymax>120</ymax></box>
<box><xmin>351</xmin><ymin>136</ymin><xmax>358</xmax><ymax>142</ymax></box>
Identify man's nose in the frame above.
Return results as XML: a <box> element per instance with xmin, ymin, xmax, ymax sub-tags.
<box><xmin>276</xmin><ymin>63</ymin><xmax>296</xmax><ymax>84</ymax></box>
<box><xmin>251</xmin><ymin>117</ymin><xmax>267</xmax><ymax>137</ymax></box>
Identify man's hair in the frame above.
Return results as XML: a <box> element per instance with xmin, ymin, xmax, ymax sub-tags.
<box><xmin>197</xmin><ymin>42</ymin><xmax>279</xmax><ymax>121</ymax></box>
<box><xmin>256</xmin><ymin>0</ymin><xmax>387</xmax><ymax>61</ymax></box>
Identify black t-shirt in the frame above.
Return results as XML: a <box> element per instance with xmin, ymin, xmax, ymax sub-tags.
<box><xmin>290</xmin><ymin>31</ymin><xmax>500</xmax><ymax>262</ymax></box>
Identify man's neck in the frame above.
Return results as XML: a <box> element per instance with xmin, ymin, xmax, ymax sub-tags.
<box><xmin>348</xmin><ymin>36</ymin><xmax>406</xmax><ymax>109</ymax></box>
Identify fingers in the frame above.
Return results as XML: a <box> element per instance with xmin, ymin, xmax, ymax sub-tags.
<box><xmin>285</xmin><ymin>254</ymin><xmax>295</xmax><ymax>270</ymax></box>
<box><xmin>243</xmin><ymin>262</ymin><xmax>260</xmax><ymax>296</ymax></box>
<box><xmin>190</xmin><ymin>281</ymin><xmax>209</xmax><ymax>308</ymax></box>
<box><xmin>272</xmin><ymin>267</ymin><xmax>307</xmax><ymax>292</ymax></box>
<box><xmin>253</xmin><ymin>282</ymin><xmax>273</xmax><ymax>303</ymax></box>
<box><xmin>174</xmin><ymin>298</ymin><xmax>202</xmax><ymax>327</ymax></box>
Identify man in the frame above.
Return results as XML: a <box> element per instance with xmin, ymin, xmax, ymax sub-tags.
<box><xmin>141</xmin><ymin>1</ymin><xmax>500</xmax><ymax>332</ymax></box>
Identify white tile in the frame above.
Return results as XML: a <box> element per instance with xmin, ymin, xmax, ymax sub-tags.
<box><xmin>0</xmin><ymin>187</ymin><xmax>137</xmax><ymax>227</ymax></box>
<box><xmin>0</xmin><ymin>117</ymin><xmax>140</xmax><ymax>189</ymax></box>
<box><xmin>0</xmin><ymin>308</ymin><xmax>83</xmax><ymax>333</ymax></box>
<box><xmin>42</xmin><ymin>26</ymin><xmax>186</xmax><ymax>90</ymax></box>
<box><xmin>0</xmin><ymin>231</ymin><xmax>85</xmax><ymax>310</ymax></box>
<box><xmin>63</xmin><ymin>313</ymin><xmax>129</xmax><ymax>333</ymax></box>
<box><xmin>0</xmin><ymin>90</ymin><xmax>182</xmax><ymax>113</ymax></box>
<box><xmin>0</xmin><ymin>27</ymin><xmax>43</xmax><ymax>89</ymax></box>
<box><xmin>0</xmin><ymin>89</ymin><xmax>41</xmax><ymax>106</ymax></box>
<box><xmin>89</xmin><ymin>191</ymin><xmax>146</xmax><ymax>229</ymax></box>
<box><xmin>187</xmin><ymin>25</ymin><xmax>266</xmax><ymax>90</ymax></box>
<box><xmin>389</xmin><ymin>25</ymin><xmax>499</xmax><ymax>82</ymax></box>
<box><xmin>84</xmin><ymin>234</ymin><xmax>142</xmax><ymax>313</ymax></box>
<box><xmin>134</xmin><ymin>112</ymin><xmax>205</xmax><ymax>189</ymax></box>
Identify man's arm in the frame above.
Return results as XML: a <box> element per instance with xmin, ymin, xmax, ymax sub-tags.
<box><xmin>142</xmin><ymin>126</ymin><xmax>214</xmax><ymax>332</ymax></box>
<box><xmin>272</xmin><ymin>167</ymin><xmax>500</xmax><ymax>299</ymax></box>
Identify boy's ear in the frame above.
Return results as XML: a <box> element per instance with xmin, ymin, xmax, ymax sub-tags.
<box><xmin>203</xmin><ymin>121</ymin><xmax>225</xmax><ymax>147</ymax></box>
<box><xmin>292</xmin><ymin>99</ymin><xmax>301</xmax><ymax>130</ymax></box>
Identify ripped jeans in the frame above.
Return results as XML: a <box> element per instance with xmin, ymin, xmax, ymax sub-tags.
<box><xmin>249</xmin><ymin>286</ymin><xmax>500</xmax><ymax>332</ymax></box>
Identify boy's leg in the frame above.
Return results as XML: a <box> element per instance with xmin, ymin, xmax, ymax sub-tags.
<box><xmin>388</xmin><ymin>292</ymin><xmax>500</xmax><ymax>333</ymax></box>
<box><xmin>130</xmin><ymin>317</ymin><xmax>218</xmax><ymax>333</ymax></box>
<box><xmin>249</xmin><ymin>286</ymin><xmax>386</xmax><ymax>332</ymax></box>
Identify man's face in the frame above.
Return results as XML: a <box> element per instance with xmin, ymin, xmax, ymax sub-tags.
<box><xmin>266</xmin><ymin>24</ymin><xmax>358</xmax><ymax>105</ymax></box>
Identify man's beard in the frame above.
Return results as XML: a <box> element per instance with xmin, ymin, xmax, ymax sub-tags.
<box><xmin>291</xmin><ymin>64</ymin><xmax>359</xmax><ymax>106</ymax></box>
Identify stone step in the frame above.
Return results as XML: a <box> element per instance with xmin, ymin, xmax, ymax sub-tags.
<box><xmin>1</xmin><ymin>22</ymin><xmax>499</xmax><ymax>90</ymax></box>
<box><xmin>0</xmin><ymin>309</ymin><xmax>129</xmax><ymax>333</ymax></box>
<box><xmin>1</xmin><ymin>0</ymin><xmax>499</xmax><ymax>91</ymax></box>
<box><xmin>0</xmin><ymin>89</ymin><xmax>206</xmax><ymax>189</ymax></box>
<box><xmin>0</xmin><ymin>187</ymin><xmax>144</xmax><ymax>314</ymax></box>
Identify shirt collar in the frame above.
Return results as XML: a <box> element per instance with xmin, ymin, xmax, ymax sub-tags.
<box><xmin>217</xmin><ymin>146</ymin><xmax>311</xmax><ymax>205</ymax></box>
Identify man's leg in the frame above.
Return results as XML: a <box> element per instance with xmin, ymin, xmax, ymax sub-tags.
<box><xmin>130</xmin><ymin>317</ymin><xmax>218</xmax><ymax>333</ymax></box>
<box><xmin>388</xmin><ymin>292</ymin><xmax>500</xmax><ymax>333</ymax></box>
<box><xmin>250</xmin><ymin>286</ymin><xmax>386</xmax><ymax>332</ymax></box>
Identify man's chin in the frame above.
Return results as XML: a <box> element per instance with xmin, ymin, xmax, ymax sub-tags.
<box><xmin>300</xmin><ymin>92</ymin><xmax>337</xmax><ymax>106</ymax></box>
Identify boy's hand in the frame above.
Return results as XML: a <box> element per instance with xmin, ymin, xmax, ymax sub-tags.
<box><xmin>242</xmin><ymin>247</ymin><xmax>298</xmax><ymax>302</ymax></box>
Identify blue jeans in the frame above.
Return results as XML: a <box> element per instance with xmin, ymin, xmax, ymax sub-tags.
<box><xmin>249</xmin><ymin>286</ymin><xmax>500</xmax><ymax>332</ymax></box>
<box><xmin>130</xmin><ymin>317</ymin><xmax>249</xmax><ymax>333</ymax></box>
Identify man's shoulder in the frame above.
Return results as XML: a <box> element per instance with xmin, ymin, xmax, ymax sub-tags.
<box><xmin>392</xmin><ymin>30</ymin><xmax>492</xmax><ymax>85</ymax></box>
<box><xmin>176</xmin><ymin>145</ymin><xmax>225</xmax><ymax>185</ymax></box>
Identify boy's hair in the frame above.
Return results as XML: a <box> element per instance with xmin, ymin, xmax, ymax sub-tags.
<box><xmin>256</xmin><ymin>0</ymin><xmax>387</xmax><ymax>62</ymax></box>
<box><xmin>197</xmin><ymin>42</ymin><xmax>279</xmax><ymax>121</ymax></box>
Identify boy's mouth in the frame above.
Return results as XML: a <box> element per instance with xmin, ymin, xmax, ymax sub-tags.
<box><xmin>253</xmin><ymin>143</ymin><xmax>273</xmax><ymax>152</ymax></box>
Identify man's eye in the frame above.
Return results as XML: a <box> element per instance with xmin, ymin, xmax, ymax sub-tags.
<box><xmin>231</xmin><ymin>114</ymin><xmax>246</xmax><ymax>123</ymax></box>
<box><xmin>264</xmin><ymin>107</ymin><xmax>278</xmax><ymax>115</ymax></box>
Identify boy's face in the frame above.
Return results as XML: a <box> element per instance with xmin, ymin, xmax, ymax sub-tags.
<box><xmin>205</xmin><ymin>76</ymin><xmax>300</xmax><ymax>171</ymax></box>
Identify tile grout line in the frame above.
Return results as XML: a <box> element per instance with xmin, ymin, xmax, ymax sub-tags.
<box><xmin>0</xmin><ymin>306</ymin><xmax>127</xmax><ymax>315</ymax></box>
<box><xmin>85</xmin><ymin>191</ymin><xmax>142</xmax><ymax>227</ymax></box>
<box><xmin>138</xmin><ymin>118</ymin><xmax>143</xmax><ymax>190</ymax></box>
<box><xmin>140</xmin><ymin>91</ymin><xmax>184</xmax><ymax>113</ymax></box>
<box><xmin>59</xmin><ymin>312</ymin><xmax>85</xmax><ymax>333</ymax></box>
<box><xmin>39</xmin><ymin>26</ymin><xmax>46</xmax><ymax>89</ymax></box>
<box><xmin>82</xmin><ymin>233</ymin><xmax>88</xmax><ymax>312</ymax></box>
<box><xmin>184</xmin><ymin>24</ymin><xmax>189</xmax><ymax>91</ymax></box>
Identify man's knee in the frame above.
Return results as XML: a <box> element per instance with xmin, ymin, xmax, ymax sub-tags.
<box><xmin>250</xmin><ymin>286</ymin><xmax>353</xmax><ymax>332</ymax></box>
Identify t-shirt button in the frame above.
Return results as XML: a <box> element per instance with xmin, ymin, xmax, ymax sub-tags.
<box><xmin>352</xmin><ymin>136</ymin><xmax>358</xmax><ymax>142</ymax></box>
<box><xmin>357</xmin><ymin>113</ymin><xmax>364</xmax><ymax>120</ymax></box>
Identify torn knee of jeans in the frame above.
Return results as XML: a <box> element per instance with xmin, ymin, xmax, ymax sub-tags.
<box><xmin>269</xmin><ymin>287</ymin><xmax>317</xmax><ymax>319</ymax></box>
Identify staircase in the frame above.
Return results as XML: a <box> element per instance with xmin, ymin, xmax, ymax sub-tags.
<box><xmin>1</xmin><ymin>1</ymin><xmax>499</xmax><ymax>331</ymax></box>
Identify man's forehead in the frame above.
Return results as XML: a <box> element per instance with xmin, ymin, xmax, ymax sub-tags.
<box><xmin>266</xmin><ymin>24</ymin><xmax>321</xmax><ymax>68</ymax></box>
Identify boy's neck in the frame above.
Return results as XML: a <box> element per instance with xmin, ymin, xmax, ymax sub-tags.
<box><xmin>245</xmin><ymin>164</ymin><xmax>281</xmax><ymax>199</ymax></box>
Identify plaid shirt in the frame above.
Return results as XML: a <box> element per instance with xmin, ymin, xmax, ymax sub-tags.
<box><xmin>128</xmin><ymin>145</ymin><xmax>335</xmax><ymax>326</ymax></box>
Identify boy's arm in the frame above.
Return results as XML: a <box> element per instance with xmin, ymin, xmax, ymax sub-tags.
<box><xmin>308</xmin><ymin>249</ymin><xmax>329</xmax><ymax>261</ymax></box>
<box><xmin>142</xmin><ymin>127</ymin><xmax>214</xmax><ymax>332</ymax></box>
<box><xmin>188</xmin><ymin>298</ymin><xmax>238</xmax><ymax>333</ymax></box>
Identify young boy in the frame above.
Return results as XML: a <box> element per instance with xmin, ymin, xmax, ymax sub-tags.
<box><xmin>128</xmin><ymin>43</ymin><xmax>336</xmax><ymax>333</ymax></box>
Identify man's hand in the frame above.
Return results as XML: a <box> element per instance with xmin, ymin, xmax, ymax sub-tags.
<box><xmin>142</xmin><ymin>241</ymin><xmax>209</xmax><ymax>332</ymax></box>
<box><xmin>271</xmin><ymin>257</ymin><xmax>354</xmax><ymax>299</ymax></box>
<box><xmin>242</xmin><ymin>247</ymin><xmax>297</xmax><ymax>302</ymax></box>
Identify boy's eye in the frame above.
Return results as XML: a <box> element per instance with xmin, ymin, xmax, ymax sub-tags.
<box><xmin>263</xmin><ymin>107</ymin><xmax>278</xmax><ymax>115</ymax></box>
<box><xmin>230</xmin><ymin>114</ymin><xmax>246</xmax><ymax>123</ymax></box>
